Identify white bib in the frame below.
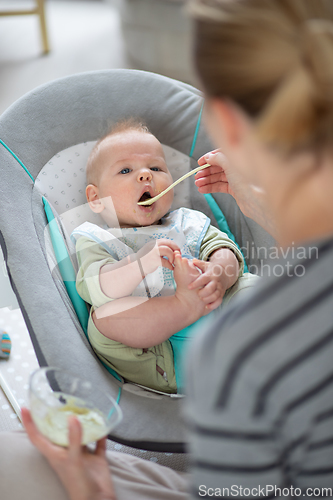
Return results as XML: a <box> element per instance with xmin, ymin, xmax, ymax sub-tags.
<box><xmin>71</xmin><ymin>208</ymin><xmax>210</xmax><ymax>299</ymax></box>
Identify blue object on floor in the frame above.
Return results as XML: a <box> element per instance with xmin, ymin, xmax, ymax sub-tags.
<box><xmin>0</xmin><ymin>331</ymin><xmax>11</xmax><ymax>358</ymax></box>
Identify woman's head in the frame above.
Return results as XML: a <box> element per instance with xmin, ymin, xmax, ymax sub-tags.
<box><xmin>190</xmin><ymin>0</ymin><xmax>333</xmax><ymax>153</ymax></box>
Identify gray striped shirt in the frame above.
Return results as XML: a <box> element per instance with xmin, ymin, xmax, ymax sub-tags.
<box><xmin>185</xmin><ymin>237</ymin><xmax>333</xmax><ymax>498</ymax></box>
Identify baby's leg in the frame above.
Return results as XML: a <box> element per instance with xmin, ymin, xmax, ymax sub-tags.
<box><xmin>173</xmin><ymin>251</ymin><xmax>208</xmax><ymax>318</ymax></box>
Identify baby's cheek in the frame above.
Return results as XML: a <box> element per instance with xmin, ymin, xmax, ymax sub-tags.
<box><xmin>115</xmin><ymin>197</ymin><xmax>131</xmax><ymax>214</ymax></box>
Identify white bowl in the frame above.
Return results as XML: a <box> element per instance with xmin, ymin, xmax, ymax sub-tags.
<box><xmin>29</xmin><ymin>367</ymin><xmax>122</xmax><ymax>447</ymax></box>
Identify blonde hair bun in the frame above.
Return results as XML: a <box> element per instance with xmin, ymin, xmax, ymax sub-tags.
<box><xmin>191</xmin><ymin>0</ymin><xmax>333</xmax><ymax>152</ymax></box>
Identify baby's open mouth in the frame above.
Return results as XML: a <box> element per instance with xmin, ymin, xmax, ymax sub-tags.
<box><xmin>138</xmin><ymin>191</ymin><xmax>152</xmax><ymax>203</ymax></box>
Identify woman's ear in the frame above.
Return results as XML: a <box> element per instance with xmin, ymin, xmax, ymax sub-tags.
<box><xmin>86</xmin><ymin>184</ymin><xmax>104</xmax><ymax>213</ymax></box>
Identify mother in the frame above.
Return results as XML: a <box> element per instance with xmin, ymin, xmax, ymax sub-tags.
<box><xmin>3</xmin><ymin>0</ymin><xmax>333</xmax><ymax>498</ymax></box>
<box><xmin>187</xmin><ymin>0</ymin><xmax>333</xmax><ymax>493</ymax></box>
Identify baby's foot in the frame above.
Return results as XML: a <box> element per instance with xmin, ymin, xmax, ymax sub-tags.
<box><xmin>173</xmin><ymin>251</ymin><xmax>200</xmax><ymax>289</ymax></box>
<box><xmin>173</xmin><ymin>252</ymin><xmax>206</xmax><ymax>320</ymax></box>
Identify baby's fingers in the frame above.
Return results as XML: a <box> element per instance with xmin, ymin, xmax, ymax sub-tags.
<box><xmin>205</xmin><ymin>296</ymin><xmax>223</xmax><ymax>312</ymax></box>
<box><xmin>158</xmin><ymin>245</ymin><xmax>176</xmax><ymax>266</ymax></box>
<box><xmin>188</xmin><ymin>273</ymin><xmax>210</xmax><ymax>290</ymax></box>
<box><xmin>156</xmin><ymin>239</ymin><xmax>180</xmax><ymax>252</ymax></box>
<box><xmin>202</xmin><ymin>290</ymin><xmax>221</xmax><ymax>306</ymax></box>
<box><xmin>160</xmin><ymin>257</ymin><xmax>174</xmax><ymax>271</ymax></box>
<box><xmin>198</xmin><ymin>280</ymin><xmax>218</xmax><ymax>300</ymax></box>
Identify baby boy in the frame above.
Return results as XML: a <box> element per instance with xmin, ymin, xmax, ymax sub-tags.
<box><xmin>72</xmin><ymin>118</ymin><xmax>244</xmax><ymax>393</ymax></box>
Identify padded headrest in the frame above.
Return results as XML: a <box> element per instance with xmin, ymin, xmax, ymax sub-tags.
<box><xmin>36</xmin><ymin>141</ymin><xmax>194</xmax><ymax>235</ymax></box>
<box><xmin>0</xmin><ymin>69</ymin><xmax>211</xmax><ymax>181</ymax></box>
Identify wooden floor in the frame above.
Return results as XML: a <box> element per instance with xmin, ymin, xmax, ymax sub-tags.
<box><xmin>0</xmin><ymin>307</ymin><xmax>38</xmax><ymax>432</ymax></box>
<box><xmin>0</xmin><ymin>0</ymin><xmax>127</xmax><ymax>115</ymax></box>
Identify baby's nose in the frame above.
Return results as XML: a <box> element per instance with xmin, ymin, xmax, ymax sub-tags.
<box><xmin>137</xmin><ymin>169</ymin><xmax>152</xmax><ymax>182</ymax></box>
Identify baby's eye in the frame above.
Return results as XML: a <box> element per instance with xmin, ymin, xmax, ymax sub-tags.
<box><xmin>151</xmin><ymin>167</ymin><xmax>161</xmax><ymax>172</ymax></box>
<box><xmin>120</xmin><ymin>168</ymin><xmax>131</xmax><ymax>174</ymax></box>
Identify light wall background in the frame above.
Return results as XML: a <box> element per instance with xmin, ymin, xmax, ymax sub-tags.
<box><xmin>0</xmin><ymin>0</ymin><xmax>196</xmax><ymax>309</ymax></box>
<box><xmin>0</xmin><ymin>0</ymin><xmax>126</xmax><ymax>308</ymax></box>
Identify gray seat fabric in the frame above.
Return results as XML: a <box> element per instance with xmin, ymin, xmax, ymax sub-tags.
<box><xmin>0</xmin><ymin>69</ymin><xmax>274</xmax><ymax>451</ymax></box>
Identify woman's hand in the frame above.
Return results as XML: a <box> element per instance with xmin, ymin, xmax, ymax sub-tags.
<box><xmin>21</xmin><ymin>408</ymin><xmax>116</xmax><ymax>500</ymax></box>
<box><xmin>195</xmin><ymin>150</ymin><xmax>233</xmax><ymax>196</ymax></box>
<box><xmin>195</xmin><ymin>149</ymin><xmax>258</xmax><ymax>218</ymax></box>
<box><xmin>195</xmin><ymin>150</ymin><xmax>275</xmax><ymax>235</ymax></box>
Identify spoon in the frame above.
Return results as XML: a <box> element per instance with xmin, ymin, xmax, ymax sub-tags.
<box><xmin>137</xmin><ymin>163</ymin><xmax>211</xmax><ymax>206</ymax></box>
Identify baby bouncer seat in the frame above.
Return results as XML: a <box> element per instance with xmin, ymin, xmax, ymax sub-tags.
<box><xmin>0</xmin><ymin>69</ymin><xmax>274</xmax><ymax>452</ymax></box>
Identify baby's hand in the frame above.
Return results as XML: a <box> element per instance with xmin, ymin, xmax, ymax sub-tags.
<box><xmin>188</xmin><ymin>259</ymin><xmax>227</xmax><ymax>311</ymax></box>
<box><xmin>138</xmin><ymin>239</ymin><xmax>180</xmax><ymax>275</ymax></box>
<box><xmin>173</xmin><ymin>251</ymin><xmax>207</xmax><ymax>320</ymax></box>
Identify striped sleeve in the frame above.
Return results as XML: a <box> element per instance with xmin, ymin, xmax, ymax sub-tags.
<box><xmin>184</xmin><ymin>238</ymin><xmax>333</xmax><ymax>498</ymax></box>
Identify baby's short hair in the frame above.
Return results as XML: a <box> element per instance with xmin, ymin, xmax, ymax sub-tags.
<box><xmin>86</xmin><ymin>118</ymin><xmax>151</xmax><ymax>185</ymax></box>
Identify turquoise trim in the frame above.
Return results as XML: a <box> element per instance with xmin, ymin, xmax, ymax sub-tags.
<box><xmin>116</xmin><ymin>386</ymin><xmax>121</xmax><ymax>404</ymax></box>
<box><xmin>204</xmin><ymin>194</ymin><xmax>248</xmax><ymax>273</ymax></box>
<box><xmin>195</xmin><ymin>215</ymin><xmax>211</xmax><ymax>259</ymax></box>
<box><xmin>189</xmin><ymin>100</ymin><xmax>204</xmax><ymax>158</ymax></box>
<box><xmin>71</xmin><ymin>229</ymin><xmax>115</xmax><ymax>255</ymax></box>
<box><xmin>107</xmin><ymin>386</ymin><xmax>122</xmax><ymax>418</ymax></box>
<box><xmin>43</xmin><ymin>197</ymin><xmax>90</xmax><ymax>331</ymax></box>
<box><xmin>43</xmin><ymin>198</ymin><xmax>122</xmax><ymax>384</ymax></box>
<box><xmin>188</xmin><ymin>103</ymin><xmax>249</xmax><ymax>272</ymax></box>
<box><xmin>0</xmin><ymin>139</ymin><xmax>35</xmax><ymax>183</ymax></box>
<box><xmin>169</xmin><ymin>315</ymin><xmax>212</xmax><ymax>392</ymax></box>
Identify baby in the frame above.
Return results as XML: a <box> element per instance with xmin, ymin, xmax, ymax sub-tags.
<box><xmin>72</xmin><ymin>118</ymin><xmax>245</xmax><ymax>393</ymax></box>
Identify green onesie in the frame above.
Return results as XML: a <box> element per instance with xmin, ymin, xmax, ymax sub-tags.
<box><xmin>75</xmin><ymin>218</ymin><xmax>244</xmax><ymax>393</ymax></box>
